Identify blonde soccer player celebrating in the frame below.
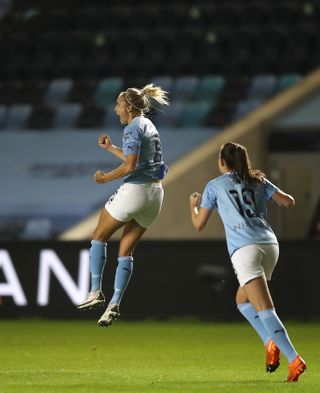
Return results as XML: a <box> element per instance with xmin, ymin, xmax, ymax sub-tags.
<box><xmin>189</xmin><ymin>142</ymin><xmax>306</xmax><ymax>382</ymax></box>
<box><xmin>77</xmin><ymin>84</ymin><xmax>169</xmax><ymax>327</ymax></box>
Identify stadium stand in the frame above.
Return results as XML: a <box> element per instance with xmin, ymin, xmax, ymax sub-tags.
<box><xmin>0</xmin><ymin>0</ymin><xmax>319</xmax><ymax>238</ymax></box>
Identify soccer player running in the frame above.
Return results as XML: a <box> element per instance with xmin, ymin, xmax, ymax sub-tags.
<box><xmin>189</xmin><ymin>142</ymin><xmax>306</xmax><ymax>382</ymax></box>
<box><xmin>77</xmin><ymin>84</ymin><xmax>169</xmax><ymax>327</ymax></box>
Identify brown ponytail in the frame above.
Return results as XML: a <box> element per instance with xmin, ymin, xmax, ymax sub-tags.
<box><xmin>220</xmin><ymin>142</ymin><xmax>265</xmax><ymax>185</ymax></box>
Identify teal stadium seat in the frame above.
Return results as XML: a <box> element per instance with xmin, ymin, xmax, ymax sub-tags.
<box><xmin>275</xmin><ymin>73</ymin><xmax>302</xmax><ymax>93</ymax></box>
<box><xmin>194</xmin><ymin>75</ymin><xmax>225</xmax><ymax>103</ymax></box>
<box><xmin>93</xmin><ymin>77</ymin><xmax>124</xmax><ymax>106</ymax></box>
<box><xmin>179</xmin><ymin>102</ymin><xmax>212</xmax><ymax>128</ymax></box>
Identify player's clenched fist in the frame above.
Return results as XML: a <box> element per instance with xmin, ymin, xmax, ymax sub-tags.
<box><xmin>98</xmin><ymin>134</ymin><xmax>112</xmax><ymax>150</ymax></box>
<box><xmin>189</xmin><ymin>192</ymin><xmax>201</xmax><ymax>207</ymax></box>
<box><xmin>94</xmin><ymin>170</ymin><xmax>108</xmax><ymax>184</ymax></box>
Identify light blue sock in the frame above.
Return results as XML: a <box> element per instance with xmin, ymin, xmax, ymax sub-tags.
<box><xmin>89</xmin><ymin>240</ymin><xmax>107</xmax><ymax>292</ymax></box>
<box><xmin>109</xmin><ymin>256</ymin><xmax>133</xmax><ymax>306</ymax></box>
<box><xmin>258</xmin><ymin>308</ymin><xmax>298</xmax><ymax>363</ymax></box>
<box><xmin>238</xmin><ymin>303</ymin><xmax>270</xmax><ymax>346</ymax></box>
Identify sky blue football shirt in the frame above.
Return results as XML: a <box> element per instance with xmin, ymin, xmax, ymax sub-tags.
<box><xmin>200</xmin><ymin>172</ymin><xmax>279</xmax><ymax>256</ymax></box>
<box><xmin>122</xmin><ymin>116</ymin><xmax>167</xmax><ymax>183</ymax></box>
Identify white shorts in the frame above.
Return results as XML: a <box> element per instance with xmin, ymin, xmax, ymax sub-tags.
<box><xmin>105</xmin><ymin>182</ymin><xmax>164</xmax><ymax>228</ymax></box>
<box><xmin>231</xmin><ymin>244</ymin><xmax>279</xmax><ymax>287</ymax></box>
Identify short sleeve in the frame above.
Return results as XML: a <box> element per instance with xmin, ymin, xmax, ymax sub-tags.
<box><xmin>264</xmin><ymin>178</ymin><xmax>280</xmax><ymax>200</ymax></box>
<box><xmin>123</xmin><ymin>124</ymin><xmax>142</xmax><ymax>156</ymax></box>
<box><xmin>200</xmin><ymin>181</ymin><xmax>218</xmax><ymax>210</ymax></box>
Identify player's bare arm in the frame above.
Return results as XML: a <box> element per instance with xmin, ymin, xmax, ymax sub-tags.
<box><xmin>94</xmin><ymin>153</ymin><xmax>138</xmax><ymax>184</ymax></box>
<box><xmin>272</xmin><ymin>190</ymin><xmax>295</xmax><ymax>208</ymax></box>
<box><xmin>189</xmin><ymin>192</ymin><xmax>212</xmax><ymax>231</ymax></box>
<box><xmin>98</xmin><ymin>134</ymin><xmax>124</xmax><ymax>161</ymax></box>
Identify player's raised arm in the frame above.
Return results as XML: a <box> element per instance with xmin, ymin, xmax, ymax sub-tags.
<box><xmin>189</xmin><ymin>192</ymin><xmax>212</xmax><ymax>231</ymax></box>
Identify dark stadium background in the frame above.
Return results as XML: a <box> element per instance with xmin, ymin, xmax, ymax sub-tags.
<box><xmin>0</xmin><ymin>0</ymin><xmax>319</xmax><ymax>320</ymax></box>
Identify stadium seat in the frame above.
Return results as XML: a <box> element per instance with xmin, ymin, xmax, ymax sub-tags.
<box><xmin>151</xmin><ymin>76</ymin><xmax>173</xmax><ymax>94</ymax></box>
<box><xmin>246</xmin><ymin>74</ymin><xmax>277</xmax><ymax>100</ymax></box>
<box><xmin>170</xmin><ymin>76</ymin><xmax>199</xmax><ymax>102</ymax></box>
<box><xmin>52</xmin><ymin>103</ymin><xmax>82</xmax><ymax>129</ymax></box>
<box><xmin>194</xmin><ymin>75</ymin><xmax>225</xmax><ymax>103</ymax></box>
<box><xmin>232</xmin><ymin>99</ymin><xmax>264</xmax><ymax>121</ymax></box>
<box><xmin>93</xmin><ymin>77</ymin><xmax>124</xmax><ymax>106</ymax></box>
<box><xmin>153</xmin><ymin>101</ymin><xmax>184</xmax><ymax>128</ymax></box>
<box><xmin>275</xmin><ymin>74</ymin><xmax>302</xmax><ymax>93</ymax></box>
<box><xmin>4</xmin><ymin>104</ymin><xmax>32</xmax><ymax>130</ymax></box>
<box><xmin>179</xmin><ymin>101</ymin><xmax>212</xmax><ymax>127</ymax></box>
<box><xmin>43</xmin><ymin>78</ymin><xmax>74</xmax><ymax>107</ymax></box>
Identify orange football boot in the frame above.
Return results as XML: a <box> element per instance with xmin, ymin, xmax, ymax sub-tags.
<box><xmin>265</xmin><ymin>339</ymin><xmax>280</xmax><ymax>373</ymax></box>
<box><xmin>287</xmin><ymin>355</ymin><xmax>307</xmax><ymax>382</ymax></box>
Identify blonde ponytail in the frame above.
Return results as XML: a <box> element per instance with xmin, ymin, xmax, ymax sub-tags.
<box><xmin>141</xmin><ymin>84</ymin><xmax>169</xmax><ymax>107</ymax></box>
<box><xmin>122</xmin><ymin>83</ymin><xmax>169</xmax><ymax>113</ymax></box>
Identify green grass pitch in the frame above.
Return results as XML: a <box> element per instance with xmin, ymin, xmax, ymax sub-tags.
<box><xmin>0</xmin><ymin>319</ymin><xmax>318</xmax><ymax>393</ymax></box>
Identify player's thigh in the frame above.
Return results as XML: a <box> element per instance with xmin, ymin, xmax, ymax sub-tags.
<box><xmin>118</xmin><ymin>220</ymin><xmax>146</xmax><ymax>257</ymax></box>
<box><xmin>262</xmin><ymin>244</ymin><xmax>279</xmax><ymax>281</ymax></box>
<box><xmin>231</xmin><ymin>244</ymin><xmax>266</xmax><ymax>287</ymax></box>
<box><xmin>133</xmin><ymin>184</ymin><xmax>164</xmax><ymax>228</ymax></box>
<box><xmin>93</xmin><ymin>208</ymin><xmax>125</xmax><ymax>241</ymax></box>
<box><xmin>106</xmin><ymin>183</ymin><xmax>148</xmax><ymax>223</ymax></box>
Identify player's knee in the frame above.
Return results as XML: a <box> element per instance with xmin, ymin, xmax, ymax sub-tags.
<box><xmin>92</xmin><ymin>227</ymin><xmax>107</xmax><ymax>242</ymax></box>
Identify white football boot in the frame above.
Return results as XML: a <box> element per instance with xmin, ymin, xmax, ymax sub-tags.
<box><xmin>97</xmin><ymin>304</ymin><xmax>120</xmax><ymax>327</ymax></box>
<box><xmin>77</xmin><ymin>290</ymin><xmax>105</xmax><ymax>310</ymax></box>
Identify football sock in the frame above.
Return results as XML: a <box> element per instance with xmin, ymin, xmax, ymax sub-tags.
<box><xmin>89</xmin><ymin>240</ymin><xmax>107</xmax><ymax>292</ymax></box>
<box><xmin>258</xmin><ymin>308</ymin><xmax>298</xmax><ymax>363</ymax></box>
<box><xmin>109</xmin><ymin>256</ymin><xmax>133</xmax><ymax>306</ymax></box>
<box><xmin>238</xmin><ymin>302</ymin><xmax>270</xmax><ymax>345</ymax></box>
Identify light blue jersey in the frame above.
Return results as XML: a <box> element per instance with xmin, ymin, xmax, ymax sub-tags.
<box><xmin>200</xmin><ymin>172</ymin><xmax>279</xmax><ymax>256</ymax></box>
<box><xmin>122</xmin><ymin>116</ymin><xmax>168</xmax><ymax>183</ymax></box>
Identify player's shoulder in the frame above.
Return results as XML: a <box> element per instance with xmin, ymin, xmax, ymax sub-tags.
<box><xmin>125</xmin><ymin>116</ymin><xmax>153</xmax><ymax>133</ymax></box>
<box><xmin>206</xmin><ymin>173</ymin><xmax>231</xmax><ymax>188</ymax></box>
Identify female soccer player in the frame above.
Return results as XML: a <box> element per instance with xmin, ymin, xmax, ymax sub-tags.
<box><xmin>78</xmin><ymin>84</ymin><xmax>169</xmax><ymax>327</ymax></box>
<box><xmin>189</xmin><ymin>142</ymin><xmax>306</xmax><ymax>382</ymax></box>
